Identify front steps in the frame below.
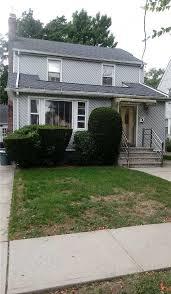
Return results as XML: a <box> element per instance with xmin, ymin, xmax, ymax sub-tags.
<box><xmin>119</xmin><ymin>147</ymin><xmax>163</xmax><ymax>168</ymax></box>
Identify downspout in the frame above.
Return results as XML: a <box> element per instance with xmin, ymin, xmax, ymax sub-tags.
<box><xmin>16</xmin><ymin>50</ymin><xmax>20</xmax><ymax>129</ymax></box>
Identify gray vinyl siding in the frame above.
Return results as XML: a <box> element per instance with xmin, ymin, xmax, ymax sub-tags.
<box><xmin>115</xmin><ymin>64</ymin><xmax>141</xmax><ymax>86</ymax></box>
<box><xmin>14</xmin><ymin>52</ymin><xmax>143</xmax><ymax>86</ymax></box>
<box><xmin>137</xmin><ymin>102</ymin><xmax>165</xmax><ymax>146</ymax></box>
<box><xmin>13</xmin><ymin>96</ymin><xmax>17</xmax><ymax>130</ymax></box>
<box><xmin>14</xmin><ymin>55</ymin><xmax>47</xmax><ymax>80</ymax></box>
<box><xmin>62</xmin><ymin>59</ymin><xmax>102</xmax><ymax>85</ymax></box>
<box><xmin>88</xmin><ymin>98</ymin><xmax>111</xmax><ymax>116</ymax></box>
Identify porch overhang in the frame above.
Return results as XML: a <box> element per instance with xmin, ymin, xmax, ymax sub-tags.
<box><xmin>115</xmin><ymin>97</ymin><xmax>156</xmax><ymax>105</ymax></box>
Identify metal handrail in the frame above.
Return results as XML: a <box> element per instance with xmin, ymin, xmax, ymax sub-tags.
<box><xmin>142</xmin><ymin>128</ymin><xmax>164</xmax><ymax>166</ymax></box>
<box><xmin>121</xmin><ymin>130</ymin><xmax>130</xmax><ymax>167</ymax></box>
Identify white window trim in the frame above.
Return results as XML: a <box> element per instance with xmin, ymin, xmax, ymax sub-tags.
<box><xmin>29</xmin><ymin>97</ymin><xmax>88</xmax><ymax>131</ymax></box>
<box><xmin>101</xmin><ymin>64</ymin><xmax>115</xmax><ymax>86</ymax></box>
<box><xmin>47</xmin><ymin>58</ymin><xmax>62</xmax><ymax>82</ymax></box>
<box><xmin>28</xmin><ymin>98</ymin><xmax>41</xmax><ymax>125</ymax></box>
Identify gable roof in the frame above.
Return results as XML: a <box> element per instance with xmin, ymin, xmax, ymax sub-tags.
<box><xmin>11</xmin><ymin>37</ymin><xmax>142</xmax><ymax>65</ymax></box>
<box><xmin>158</xmin><ymin>59</ymin><xmax>171</xmax><ymax>94</ymax></box>
<box><xmin>0</xmin><ymin>104</ymin><xmax>8</xmax><ymax>124</ymax></box>
<box><xmin>7</xmin><ymin>73</ymin><xmax>168</xmax><ymax>100</ymax></box>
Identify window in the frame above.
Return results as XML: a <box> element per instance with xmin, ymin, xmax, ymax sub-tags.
<box><xmin>30</xmin><ymin>99</ymin><xmax>39</xmax><ymax>125</ymax></box>
<box><xmin>45</xmin><ymin>101</ymin><xmax>72</xmax><ymax>127</ymax></box>
<box><xmin>48</xmin><ymin>60</ymin><xmax>61</xmax><ymax>82</ymax></box>
<box><xmin>77</xmin><ymin>102</ymin><xmax>86</xmax><ymax>128</ymax></box>
<box><xmin>102</xmin><ymin>65</ymin><xmax>114</xmax><ymax>86</ymax></box>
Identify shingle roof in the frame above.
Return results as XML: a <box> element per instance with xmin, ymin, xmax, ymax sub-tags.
<box><xmin>11</xmin><ymin>37</ymin><xmax>142</xmax><ymax>65</ymax></box>
<box><xmin>0</xmin><ymin>104</ymin><xmax>8</xmax><ymax>124</ymax></box>
<box><xmin>7</xmin><ymin>73</ymin><xmax>167</xmax><ymax>99</ymax></box>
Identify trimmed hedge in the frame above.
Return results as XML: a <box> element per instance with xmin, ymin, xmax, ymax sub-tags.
<box><xmin>74</xmin><ymin>131</ymin><xmax>96</xmax><ymax>165</ymax></box>
<box><xmin>166</xmin><ymin>138</ymin><xmax>171</xmax><ymax>152</ymax></box>
<box><xmin>38</xmin><ymin>126</ymin><xmax>72</xmax><ymax>165</ymax></box>
<box><xmin>88</xmin><ymin>107</ymin><xmax>122</xmax><ymax>164</ymax></box>
<box><xmin>4</xmin><ymin>125</ymin><xmax>72</xmax><ymax>167</ymax></box>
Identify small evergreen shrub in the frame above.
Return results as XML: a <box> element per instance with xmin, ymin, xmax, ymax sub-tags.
<box><xmin>38</xmin><ymin>126</ymin><xmax>72</xmax><ymax>165</ymax></box>
<box><xmin>166</xmin><ymin>138</ymin><xmax>171</xmax><ymax>152</ymax></box>
<box><xmin>74</xmin><ymin>131</ymin><xmax>96</xmax><ymax>165</ymax></box>
<box><xmin>88</xmin><ymin>107</ymin><xmax>122</xmax><ymax>164</ymax></box>
<box><xmin>4</xmin><ymin>125</ymin><xmax>72</xmax><ymax>167</ymax></box>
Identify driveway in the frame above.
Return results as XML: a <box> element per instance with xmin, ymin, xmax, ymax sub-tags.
<box><xmin>133</xmin><ymin>162</ymin><xmax>171</xmax><ymax>181</ymax></box>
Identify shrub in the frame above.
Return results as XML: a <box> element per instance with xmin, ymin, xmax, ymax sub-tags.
<box><xmin>4</xmin><ymin>125</ymin><xmax>72</xmax><ymax>167</ymax></box>
<box><xmin>88</xmin><ymin>107</ymin><xmax>122</xmax><ymax>164</ymax></box>
<box><xmin>166</xmin><ymin>138</ymin><xmax>171</xmax><ymax>152</ymax></box>
<box><xmin>38</xmin><ymin>126</ymin><xmax>72</xmax><ymax>165</ymax></box>
<box><xmin>4</xmin><ymin>130</ymin><xmax>40</xmax><ymax>167</ymax></box>
<box><xmin>74</xmin><ymin>131</ymin><xmax>96</xmax><ymax>165</ymax></box>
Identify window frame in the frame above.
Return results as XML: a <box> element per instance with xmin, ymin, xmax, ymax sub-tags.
<box><xmin>29</xmin><ymin>98</ymin><xmax>40</xmax><ymax>125</ymax></box>
<box><xmin>76</xmin><ymin>101</ymin><xmax>87</xmax><ymax>130</ymax></box>
<box><xmin>102</xmin><ymin>64</ymin><xmax>115</xmax><ymax>86</ymax></box>
<box><xmin>47</xmin><ymin>58</ymin><xmax>62</xmax><ymax>82</ymax></box>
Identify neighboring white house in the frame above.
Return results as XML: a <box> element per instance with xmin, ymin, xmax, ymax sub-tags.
<box><xmin>158</xmin><ymin>59</ymin><xmax>171</xmax><ymax>137</ymax></box>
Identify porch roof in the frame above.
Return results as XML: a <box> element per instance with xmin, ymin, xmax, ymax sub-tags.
<box><xmin>7</xmin><ymin>73</ymin><xmax>168</xmax><ymax>100</ymax></box>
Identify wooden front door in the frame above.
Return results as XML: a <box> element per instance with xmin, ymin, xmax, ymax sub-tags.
<box><xmin>120</xmin><ymin>106</ymin><xmax>136</xmax><ymax>146</ymax></box>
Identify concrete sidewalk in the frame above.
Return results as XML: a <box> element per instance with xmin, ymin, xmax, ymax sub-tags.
<box><xmin>134</xmin><ymin>165</ymin><xmax>171</xmax><ymax>181</ymax></box>
<box><xmin>0</xmin><ymin>166</ymin><xmax>14</xmax><ymax>294</ymax></box>
<box><xmin>7</xmin><ymin>223</ymin><xmax>171</xmax><ymax>294</ymax></box>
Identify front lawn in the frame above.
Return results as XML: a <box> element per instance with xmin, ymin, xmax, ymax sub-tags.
<box><xmin>9</xmin><ymin>167</ymin><xmax>171</xmax><ymax>240</ymax></box>
<box><xmin>47</xmin><ymin>270</ymin><xmax>171</xmax><ymax>294</ymax></box>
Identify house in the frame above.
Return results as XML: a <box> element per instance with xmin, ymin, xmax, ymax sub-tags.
<box><xmin>0</xmin><ymin>104</ymin><xmax>8</xmax><ymax>145</ymax></box>
<box><xmin>6</xmin><ymin>14</ymin><xmax>169</xmax><ymax>166</ymax></box>
<box><xmin>158</xmin><ymin>59</ymin><xmax>171</xmax><ymax>138</ymax></box>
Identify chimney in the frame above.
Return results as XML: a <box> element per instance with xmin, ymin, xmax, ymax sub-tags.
<box><xmin>8</xmin><ymin>13</ymin><xmax>16</xmax><ymax>41</ymax></box>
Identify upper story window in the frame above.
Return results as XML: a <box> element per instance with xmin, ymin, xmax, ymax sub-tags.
<box><xmin>48</xmin><ymin>60</ymin><xmax>61</xmax><ymax>82</ymax></box>
<box><xmin>102</xmin><ymin>65</ymin><xmax>114</xmax><ymax>86</ymax></box>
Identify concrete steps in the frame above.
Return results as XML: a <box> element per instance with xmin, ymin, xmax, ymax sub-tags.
<box><xmin>119</xmin><ymin>147</ymin><xmax>162</xmax><ymax>168</ymax></box>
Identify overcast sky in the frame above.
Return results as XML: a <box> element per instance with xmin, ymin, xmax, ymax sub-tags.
<box><xmin>1</xmin><ymin>0</ymin><xmax>171</xmax><ymax>70</ymax></box>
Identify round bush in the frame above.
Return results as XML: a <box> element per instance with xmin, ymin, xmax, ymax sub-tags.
<box><xmin>166</xmin><ymin>138</ymin><xmax>171</xmax><ymax>152</ymax></box>
<box><xmin>74</xmin><ymin>131</ymin><xmax>96</xmax><ymax>165</ymax></box>
<box><xmin>88</xmin><ymin>107</ymin><xmax>122</xmax><ymax>164</ymax></box>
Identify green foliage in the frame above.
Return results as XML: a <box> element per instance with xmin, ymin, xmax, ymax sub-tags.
<box><xmin>44</xmin><ymin>16</ymin><xmax>69</xmax><ymax>42</ymax></box>
<box><xmin>146</xmin><ymin>0</ymin><xmax>171</xmax><ymax>37</ymax></box>
<box><xmin>144</xmin><ymin>67</ymin><xmax>164</xmax><ymax>88</ymax></box>
<box><xmin>0</xmin><ymin>65</ymin><xmax>8</xmax><ymax>104</ymax></box>
<box><xmin>88</xmin><ymin>107</ymin><xmax>122</xmax><ymax>165</ymax></box>
<box><xmin>4</xmin><ymin>125</ymin><xmax>72</xmax><ymax>167</ymax></box>
<box><xmin>16</xmin><ymin>9</ymin><xmax>44</xmax><ymax>39</ymax></box>
<box><xmin>38</xmin><ymin>126</ymin><xmax>72</xmax><ymax>165</ymax></box>
<box><xmin>74</xmin><ymin>131</ymin><xmax>96</xmax><ymax>165</ymax></box>
<box><xmin>166</xmin><ymin>138</ymin><xmax>171</xmax><ymax>152</ymax></box>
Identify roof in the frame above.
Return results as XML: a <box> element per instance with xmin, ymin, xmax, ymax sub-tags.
<box><xmin>7</xmin><ymin>73</ymin><xmax>167</xmax><ymax>99</ymax></box>
<box><xmin>0</xmin><ymin>104</ymin><xmax>8</xmax><ymax>124</ymax></box>
<box><xmin>11</xmin><ymin>37</ymin><xmax>142</xmax><ymax>65</ymax></box>
<box><xmin>158</xmin><ymin>59</ymin><xmax>171</xmax><ymax>94</ymax></box>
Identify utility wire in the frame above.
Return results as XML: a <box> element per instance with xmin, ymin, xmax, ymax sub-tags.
<box><xmin>142</xmin><ymin>0</ymin><xmax>148</xmax><ymax>63</ymax></box>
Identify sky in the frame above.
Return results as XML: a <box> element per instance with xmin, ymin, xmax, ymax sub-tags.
<box><xmin>0</xmin><ymin>0</ymin><xmax>171</xmax><ymax>71</ymax></box>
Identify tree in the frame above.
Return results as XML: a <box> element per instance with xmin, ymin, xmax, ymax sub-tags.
<box><xmin>146</xmin><ymin>0</ymin><xmax>171</xmax><ymax>37</ymax></box>
<box><xmin>44</xmin><ymin>16</ymin><xmax>69</xmax><ymax>42</ymax></box>
<box><xmin>16</xmin><ymin>9</ymin><xmax>43</xmax><ymax>39</ymax></box>
<box><xmin>0</xmin><ymin>35</ymin><xmax>8</xmax><ymax>104</ymax></box>
<box><xmin>144</xmin><ymin>68</ymin><xmax>164</xmax><ymax>88</ymax></box>
<box><xmin>67</xmin><ymin>10</ymin><xmax>117</xmax><ymax>47</ymax></box>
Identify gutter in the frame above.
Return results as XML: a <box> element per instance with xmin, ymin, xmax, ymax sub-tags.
<box><xmin>16</xmin><ymin>50</ymin><xmax>20</xmax><ymax>88</ymax></box>
<box><xmin>6</xmin><ymin>87</ymin><xmax>170</xmax><ymax>101</ymax></box>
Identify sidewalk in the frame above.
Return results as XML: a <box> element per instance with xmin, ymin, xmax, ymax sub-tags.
<box><xmin>7</xmin><ymin>223</ymin><xmax>171</xmax><ymax>294</ymax></box>
<box><xmin>134</xmin><ymin>165</ymin><xmax>171</xmax><ymax>181</ymax></box>
<box><xmin>0</xmin><ymin>166</ymin><xmax>14</xmax><ymax>294</ymax></box>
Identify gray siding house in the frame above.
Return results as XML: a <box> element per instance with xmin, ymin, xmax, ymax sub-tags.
<box><xmin>6</xmin><ymin>14</ymin><xmax>169</xmax><ymax>165</ymax></box>
<box><xmin>158</xmin><ymin>59</ymin><xmax>171</xmax><ymax>137</ymax></box>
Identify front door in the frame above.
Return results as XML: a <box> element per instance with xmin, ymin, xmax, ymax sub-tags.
<box><xmin>120</xmin><ymin>106</ymin><xmax>136</xmax><ymax>146</ymax></box>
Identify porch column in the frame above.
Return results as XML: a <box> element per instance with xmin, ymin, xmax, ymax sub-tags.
<box><xmin>111</xmin><ymin>98</ymin><xmax>119</xmax><ymax>112</ymax></box>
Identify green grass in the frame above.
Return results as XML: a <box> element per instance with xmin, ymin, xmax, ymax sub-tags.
<box><xmin>9</xmin><ymin>166</ymin><xmax>171</xmax><ymax>240</ymax></box>
<box><xmin>47</xmin><ymin>270</ymin><xmax>171</xmax><ymax>294</ymax></box>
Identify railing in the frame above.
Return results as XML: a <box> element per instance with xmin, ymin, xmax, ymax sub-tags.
<box><xmin>142</xmin><ymin>128</ymin><xmax>164</xmax><ymax>166</ymax></box>
<box><xmin>121</xmin><ymin>130</ymin><xmax>130</xmax><ymax>167</ymax></box>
